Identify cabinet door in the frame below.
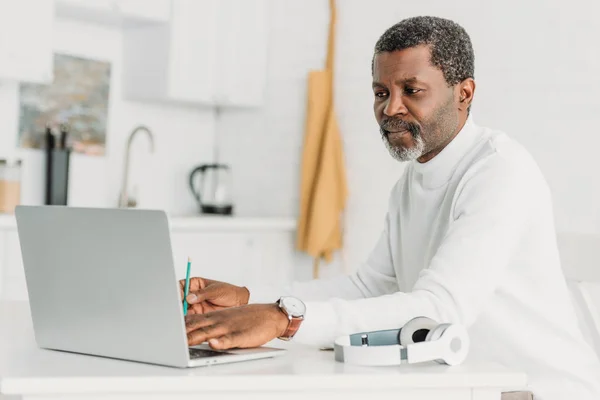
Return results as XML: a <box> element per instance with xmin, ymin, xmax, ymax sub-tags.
<box><xmin>117</xmin><ymin>0</ymin><xmax>171</xmax><ymax>24</ymax></box>
<box><xmin>170</xmin><ymin>231</ymin><xmax>258</xmax><ymax>287</ymax></box>
<box><xmin>249</xmin><ymin>232</ymin><xmax>295</xmax><ymax>289</ymax></box>
<box><xmin>56</xmin><ymin>0</ymin><xmax>170</xmax><ymax>25</ymax></box>
<box><xmin>0</xmin><ymin>230</ymin><xmax>5</xmax><ymax>300</ymax></box>
<box><xmin>216</xmin><ymin>0</ymin><xmax>268</xmax><ymax>107</ymax></box>
<box><xmin>55</xmin><ymin>0</ymin><xmax>118</xmax><ymax>26</ymax></box>
<box><xmin>2</xmin><ymin>230</ymin><xmax>28</xmax><ymax>301</ymax></box>
<box><xmin>122</xmin><ymin>0</ymin><xmax>268</xmax><ymax>107</ymax></box>
<box><xmin>0</xmin><ymin>0</ymin><xmax>54</xmax><ymax>83</ymax></box>
<box><xmin>56</xmin><ymin>0</ymin><xmax>115</xmax><ymax>13</ymax></box>
<box><xmin>166</xmin><ymin>0</ymin><xmax>218</xmax><ymax>104</ymax></box>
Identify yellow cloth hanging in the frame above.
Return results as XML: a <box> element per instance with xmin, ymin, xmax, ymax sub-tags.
<box><xmin>296</xmin><ymin>0</ymin><xmax>348</xmax><ymax>279</ymax></box>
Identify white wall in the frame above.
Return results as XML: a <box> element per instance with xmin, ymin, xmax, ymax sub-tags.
<box><xmin>1</xmin><ymin>0</ymin><xmax>599</xmax><ymax>282</ymax></box>
<box><xmin>219</xmin><ymin>0</ymin><xmax>600</xmax><ymax>279</ymax></box>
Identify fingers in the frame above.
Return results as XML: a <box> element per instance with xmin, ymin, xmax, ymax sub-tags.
<box><xmin>179</xmin><ymin>277</ymin><xmax>205</xmax><ymax>299</ymax></box>
<box><xmin>185</xmin><ymin>312</ymin><xmax>232</xmax><ymax>346</ymax></box>
<box><xmin>185</xmin><ymin>314</ymin><xmax>214</xmax><ymax>333</ymax></box>
<box><xmin>185</xmin><ymin>305</ymin><xmax>277</xmax><ymax>350</ymax></box>
<box><xmin>187</xmin><ymin>324</ymin><xmax>230</xmax><ymax>346</ymax></box>
<box><xmin>186</xmin><ymin>284</ymin><xmax>220</xmax><ymax>305</ymax></box>
<box><xmin>186</xmin><ymin>304</ymin><xmax>200</xmax><ymax>315</ymax></box>
<box><xmin>208</xmin><ymin>333</ymin><xmax>237</xmax><ymax>350</ymax></box>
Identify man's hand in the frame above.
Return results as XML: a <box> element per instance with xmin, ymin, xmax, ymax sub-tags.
<box><xmin>178</xmin><ymin>277</ymin><xmax>250</xmax><ymax>314</ymax></box>
<box><xmin>185</xmin><ymin>304</ymin><xmax>289</xmax><ymax>350</ymax></box>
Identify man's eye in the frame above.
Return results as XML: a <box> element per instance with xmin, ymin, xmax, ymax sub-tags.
<box><xmin>406</xmin><ymin>88</ymin><xmax>421</xmax><ymax>95</ymax></box>
<box><xmin>374</xmin><ymin>92</ymin><xmax>387</xmax><ymax>98</ymax></box>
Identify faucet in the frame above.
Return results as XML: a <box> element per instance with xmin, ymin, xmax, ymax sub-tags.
<box><xmin>118</xmin><ymin>125</ymin><xmax>155</xmax><ymax>208</ymax></box>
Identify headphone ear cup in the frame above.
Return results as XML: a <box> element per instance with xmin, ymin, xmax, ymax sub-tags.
<box><xmin>425</xmin><ymin>323</ymin><xmax>470</xmax><ymax>366</ymax></box>
<box><xmin>399</xmin><ymin>317</ymin><xmax>438</xmax><ymax>345</ymax></box>
<box><xmin>425</xmin><ymin>323</ymin><xmax>450</xmax><ymax>342</ymax></box>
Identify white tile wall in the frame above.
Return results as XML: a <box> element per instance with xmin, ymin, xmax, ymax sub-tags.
<box><xmin>1</xmin><ymin>0</ymin><xmax>599</xmax><ymax>283</ymax></box>
<box><xmin>219</xmin><ymin>0</ymin><xmax>600</xmax><ymax>279</ymax></box>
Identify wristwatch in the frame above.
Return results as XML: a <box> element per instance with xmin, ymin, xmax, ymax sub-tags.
<box><xmin>276</xmin><ymin>296</ymin><xmax>306</xmax><ymax>341</ymax></box>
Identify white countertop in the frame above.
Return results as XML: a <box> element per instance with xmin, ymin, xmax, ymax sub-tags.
<box><xmin>0</xmin><ymin>302</ymin><xmax>527</xmax><ymax>397</ymax></box>
<box><xmin>0</xmin><ymin>212</ymin><xmax>296</xmax><ymax>232</ymax></box>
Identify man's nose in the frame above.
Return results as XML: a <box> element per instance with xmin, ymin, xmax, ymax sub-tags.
<box><xmin>383</xmin><ymin>92</ymin><xmax>407</xmax><ymax>117</ymax></box>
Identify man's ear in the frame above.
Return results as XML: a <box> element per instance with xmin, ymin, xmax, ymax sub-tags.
<box><xmin>457</xmin><ymin>78</ymin><xmax>475</xmax><ymax>111</ymax></box>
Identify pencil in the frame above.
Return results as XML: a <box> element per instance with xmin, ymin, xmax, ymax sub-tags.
<box><xmin>183</xmin><ymin>257</ymin><xmax>192</xmax><ymax>316</ymax></box>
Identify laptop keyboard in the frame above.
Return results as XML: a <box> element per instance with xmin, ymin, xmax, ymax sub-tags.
<box><xmin>189</xmin><ymin>347</ymin><xmax>231</xmax><ymax>359</ymax></box>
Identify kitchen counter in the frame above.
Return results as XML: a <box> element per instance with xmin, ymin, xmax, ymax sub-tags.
<box><xmin>0</xmin><ymin>301</ymin><xmax>528</xmax><ymax>399</ymax></box>
<box><xmin>0</xmin><ymin>212</ymin><xmax>296</xmax><ymax>232</ymax></box>
<box><xmin>0</xmin><ymin>210</ymin><xmax>298</xmax><ymax>302</ymax></box>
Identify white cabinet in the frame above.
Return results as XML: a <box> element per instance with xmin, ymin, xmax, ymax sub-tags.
<box><xmin>122</xmin><ymin>0</ymin><xmax>218</xmax><ymax>105</ymax></box>
<box><xmin>122</xmin><ymin>0</ymin><xmax>268</xmax><ymax>107</ymax></box>
<box><xmin>55</xmin><ymin>0</ymin><xmax>171</xmax><ymax>26</ymax></box>
<box><xmin>118</xmin><ymin>0</ymin><xmax>172</xmax><ymax>24</ymax></box>
<box><xmin>0</xmin><ymin>230</ymin><xmax>4</xmax><ymax>298</ymax></box>
<box><xmin>0</xmin><ymin>228</ymin><xmax>28</xmax><ymax>301</ymax></box>
<box><xmin>170</xmin><ymin>231</ymin><xmax>295</xmax><ymax>290</ymax></box>
<box><xmin>0</xmin><ymin>216</ymin><xmax>296</xmax><ymax>301</ymax></box>
<box><xmin>170</xmin><ymin>232</ymin><xmax>257</xmax><ymax>287</ymax></box>
<box><xmin>0</xmin><ymin>0</ymin><xmax>54</xmax><ymax>84</ymax></box>
<box><xmin>214</xmin><ymin>0</ymin><xmax>269</xmax><ymax>107</ymax></box>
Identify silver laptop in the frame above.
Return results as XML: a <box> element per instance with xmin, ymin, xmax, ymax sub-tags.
<box><xmin>15</xmin><ymin>205</ymin><xmax>286</xmax><ymax>368</ymax></box>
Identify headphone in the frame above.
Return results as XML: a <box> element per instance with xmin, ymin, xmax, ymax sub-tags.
<box><xmin>333</xmin><ymin>317</ymin><xmax>469</xmax><ymax>366</ymax></box>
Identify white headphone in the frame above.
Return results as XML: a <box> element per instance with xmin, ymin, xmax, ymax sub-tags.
<box><xmin>334</xmin><ymin>317</ymin><xmax>470</xmax><ymax>366</ymax></box>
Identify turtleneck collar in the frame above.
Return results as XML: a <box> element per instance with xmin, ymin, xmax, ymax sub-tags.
<box><xmin>411</xmin><ymin>115</ymin><xmax>483</xmax><ymax>189</ymax></box>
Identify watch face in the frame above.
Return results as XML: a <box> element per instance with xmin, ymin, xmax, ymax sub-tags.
<box><xmin>281</xmin><ymin>297</ymin><xmax>306</xmax><ymax>317</ymax></box>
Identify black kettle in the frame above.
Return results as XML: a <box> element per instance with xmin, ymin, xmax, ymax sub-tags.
<box><xmin>189</xmin><ymin>164</ymin><xmax>234</xmax><ymax>215</ymax></box>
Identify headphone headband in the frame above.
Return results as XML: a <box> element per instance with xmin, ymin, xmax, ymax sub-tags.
<box><xmin>333</xmin><ymin>318</ymin><xmax>470</xmax><ymax>366</ymax></box>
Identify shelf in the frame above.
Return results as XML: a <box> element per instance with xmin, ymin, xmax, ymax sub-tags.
<box><xmin>55</xmin><ymin>0</ymin><xmax>171</xmax><ymax>27</ymax></box>
<box><xmin>0</xmin><ymin>213</ymin><xmax>296</xmax><ymax>232</ymax></box>
<box><xmin>168</xmin><ymin>215</ymin><xmax>296</xmax><ymax>232</ymax></box>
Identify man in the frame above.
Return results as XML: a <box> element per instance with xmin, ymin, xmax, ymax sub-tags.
<box><xmin>181</xmin><ymin>16</ymin><xmax>600</xmax><ymax>399</ymax></box>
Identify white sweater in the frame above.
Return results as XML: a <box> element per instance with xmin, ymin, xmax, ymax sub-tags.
<box><xmin>249</xmin><ymin>116</ymin><xmax>600</xmax><ymax>399</ymax></box>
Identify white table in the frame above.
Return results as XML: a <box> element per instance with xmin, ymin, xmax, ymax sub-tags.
<box><xmin>0</xmin><ymin>302</ymin><xmax>527</xmax><ymax>400</ymax></box>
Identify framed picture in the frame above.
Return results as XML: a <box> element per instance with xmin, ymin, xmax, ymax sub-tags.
<box><xmin>18</xmin><ymin>53</ymin><xmax>111</xmax><ymax>156</ymax></box>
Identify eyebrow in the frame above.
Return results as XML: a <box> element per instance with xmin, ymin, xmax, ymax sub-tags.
<box><xmin>372</xmin><ymin>77</ymin><xmax>423</xmax><ymax>88</ymax></box>
<box><xmin>399</xmin><ymin>77</ymin><xmax>420</xmax><ymax>84</ymax></box>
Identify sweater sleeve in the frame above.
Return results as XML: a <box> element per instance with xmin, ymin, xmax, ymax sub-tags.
<box><xmin>247</xmin><ymin>212</ymin><xmax>399</xmax><ymax>304</ymax></box>
<box><xmin>291</xmin><ymin>153</ymin><xmax>538</xmax><ymax>347</ymax></box>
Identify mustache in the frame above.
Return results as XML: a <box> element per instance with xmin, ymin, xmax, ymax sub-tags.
<box><xmin>380</xmin><ymin>118</ymin><xmax>420</xmax><ymax>137</ymax></box>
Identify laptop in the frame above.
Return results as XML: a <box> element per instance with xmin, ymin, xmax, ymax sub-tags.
<box><xmin>14</xmin><ymin>205</ymin><xmax>286</xmax><ymax>368</ymax></box>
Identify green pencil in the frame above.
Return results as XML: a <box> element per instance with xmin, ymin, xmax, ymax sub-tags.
<box><xmin>183</xmin><ymin>257</ymin><xmax>192</xmax><ymax>316</ymax></box>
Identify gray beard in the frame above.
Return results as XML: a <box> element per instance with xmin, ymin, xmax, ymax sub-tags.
<box><xmin>383</xmin><ymin>134</ymin><xmax>425</xmax><ymax>162</ymax></box>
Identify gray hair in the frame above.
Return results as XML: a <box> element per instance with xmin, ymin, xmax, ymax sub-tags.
<box><xmin>372</xmin><ymin>16</ymin><xmax>475</xmax><ymax>87</ymax></box>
